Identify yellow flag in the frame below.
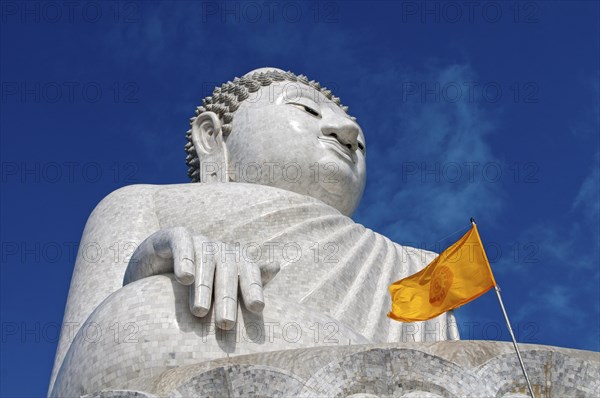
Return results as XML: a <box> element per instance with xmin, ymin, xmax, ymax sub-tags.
<box><xmin>388</xmin><ymin>223</ymin><xmax>497</xmax><ymax>322</ymax></box>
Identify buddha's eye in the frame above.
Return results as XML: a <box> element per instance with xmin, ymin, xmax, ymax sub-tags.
<box><xmin>289</xmin><ymin>102</ymin><xmax>321</xmax><ymax>118</ymax></box>
<box><xmin>303</xmin><ymin>105</ymin><xmax>320</xmax><ymax>117</ymax></box>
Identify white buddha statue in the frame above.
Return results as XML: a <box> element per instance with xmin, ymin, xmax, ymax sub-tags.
<box><xmin>49</xmin><ymin>68</ymin><xmax>459</xmax><ymax>397</ymax></box>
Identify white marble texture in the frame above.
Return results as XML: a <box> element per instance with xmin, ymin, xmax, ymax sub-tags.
<box><xmin>80</xmin><ymin>341</ymin><xmax>600</xmax><ymax>397</ymax></box>
<box><xmin>49</xmin><ymin>68</ymin><xmax>461</xmax><ymax>397</ymax></box>
<box><xmin>49</xmin><ymin>183</ymin><xmax>460</xmax><ymax>396</ymax></box>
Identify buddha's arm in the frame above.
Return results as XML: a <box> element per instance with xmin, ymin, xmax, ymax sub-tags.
<box><xmin>52</xmin><ymin>184</ymin><xmax>267</xmax><ymax>390</ymax></box>
<box><xmin>51</xmin><ymin>184</ymin><xmax>161</xmax><ymax>391</ymax></box>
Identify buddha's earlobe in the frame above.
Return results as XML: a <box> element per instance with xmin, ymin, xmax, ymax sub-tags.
<box><xmin>191</xmin><ymin>112</ymin><xmax>232</xmax><ymax>183</ymax></box>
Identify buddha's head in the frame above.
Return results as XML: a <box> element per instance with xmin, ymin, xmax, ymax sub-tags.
<box><xmin>185</xmin><ymin>67</ymin><xmax>366</xmax><ymax>216</ymax></box>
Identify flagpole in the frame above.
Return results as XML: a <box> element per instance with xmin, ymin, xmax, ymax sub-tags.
<box><xmin>471</xmin><ymin>218</ymin><xmax>536</xmax><ymax>398</ymax></box>
<box><xmin>494</xmin><ymin>285</ymin><xmax>536</xmax><ymax>398</ymax></box>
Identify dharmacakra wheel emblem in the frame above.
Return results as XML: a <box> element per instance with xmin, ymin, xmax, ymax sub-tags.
<box><xmin>429</xmin><ymin>265</ymin><xmax>454</xmax><ymax>306</ymax></box>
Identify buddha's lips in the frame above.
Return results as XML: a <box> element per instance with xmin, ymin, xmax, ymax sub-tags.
<box><xmin>318</xmin><ymin>136</ymin><xmax>355</xmax><ymax>163</ymax></box>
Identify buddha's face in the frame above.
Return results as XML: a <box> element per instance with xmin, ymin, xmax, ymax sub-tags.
<box><xmin>225</xmin><ymin>81</ymin><xmax>366</xmax><ymax>216</ymax></box>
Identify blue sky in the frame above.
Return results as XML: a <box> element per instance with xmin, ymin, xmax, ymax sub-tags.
<box><xmin>1</xmin><ymin>1</ymin><xmax>598</xmax><ymax>396</ymax></box>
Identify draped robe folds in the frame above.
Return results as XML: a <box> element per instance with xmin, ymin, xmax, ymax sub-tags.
<box><xmin>50</xmin><ymin>183</ymin><xmax>459</xmax><ymax>396</ymax></box>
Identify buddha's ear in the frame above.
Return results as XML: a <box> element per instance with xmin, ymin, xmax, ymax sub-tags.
<box><xmin>190</xmin><ymin>112</ymin><xmax>232</xmax><ymax>183</ymax></box>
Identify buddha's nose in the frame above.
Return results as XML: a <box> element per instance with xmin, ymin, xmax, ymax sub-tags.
<box><xmin>321</xmin><ymin>113</ymin><xmax>360</xmax><ymax>152</ymax></box>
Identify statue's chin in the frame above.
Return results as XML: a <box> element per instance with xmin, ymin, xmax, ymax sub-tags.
<box><xmin>314</xmin><ymin>156</ymin><xmax>365</xmax><ymax>217</ymax></box>
<box><xmin>226</xmin><ymin>159</ymin><xmax>364</xmax><ymax>216</ymax></box>
<box><xmin>252</xmin><ymin>176</ymin><xmax>361</xmax><ymax>216</ymax></box>
<box><xmin>315</xmin><ymin>170</ymin><xmax>364</xmax><ymax>217</ymax></box>
<box><xmin>313</xmin><ymin>186</ymin><xmax>360</xmax><ymax>216</ymax></box>
<box><xmin>305</xmin><ymin>184</ymin><xmax>362</xmax><ymax>216</ymax></box>
<box><xmin>315</xmin><ymin>177</ymin><xmax>365</xmax><ymax>216</ymax></box>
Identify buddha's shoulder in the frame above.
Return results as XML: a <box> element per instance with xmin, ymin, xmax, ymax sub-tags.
<box><xmin>96</xmin><ymin>183</ymin><xmax>323</xmax><ymax>212</ymax></box>
<box><xmin>87</xmin><ymin>184</ymin><xmax>161</xmax><ymax>221</ymax></box>
<box><xmin>154</xmin><ymin>183</ymin><xmax>323</xmax><ymax>205</ymax></box>
<box><xmin>93</xmin><ymin>183</ymin><xmax>158</xmax><ymax>208</ymax></box>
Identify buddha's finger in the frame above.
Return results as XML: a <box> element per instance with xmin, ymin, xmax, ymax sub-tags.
<box><xmin>239</xmin><ymin>261</ymin><xmax>264</xmax><ymax>314</ymax></box>
<box><xmin>189</xmin><ymin>236</ymin><xmax>216</xmax><ymax>317</ymax></box>
<box><xmin>164</xmin><ymin>227</ymin><xmax>194</xmax><ymax>286</ymax></box>
<box><xmin>214</xmin><ymin>253</ymin><xmax>238</xmax><ymax>330</ymax></box>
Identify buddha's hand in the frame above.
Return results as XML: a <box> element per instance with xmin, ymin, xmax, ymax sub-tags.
<box><xmin>124</xmin><ymin>227</ymin><xmax>264</xmax><ymax>330</ymax></box>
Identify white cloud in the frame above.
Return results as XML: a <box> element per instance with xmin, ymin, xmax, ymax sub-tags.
<box><xmin>573</xmin><ymin>151</ymin><xmax>600</xmax><ymax>226</ymax></box>
<box><xmin>354</xmin><ymin>63</ymin><xmax>504</xmax><ymax>246</ymax></box>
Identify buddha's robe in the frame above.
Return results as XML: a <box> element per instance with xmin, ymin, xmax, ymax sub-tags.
<box><xmin>49</xmin><ymin>183</ymin><xmax>459</xmax><ymax>397</ymax></box>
